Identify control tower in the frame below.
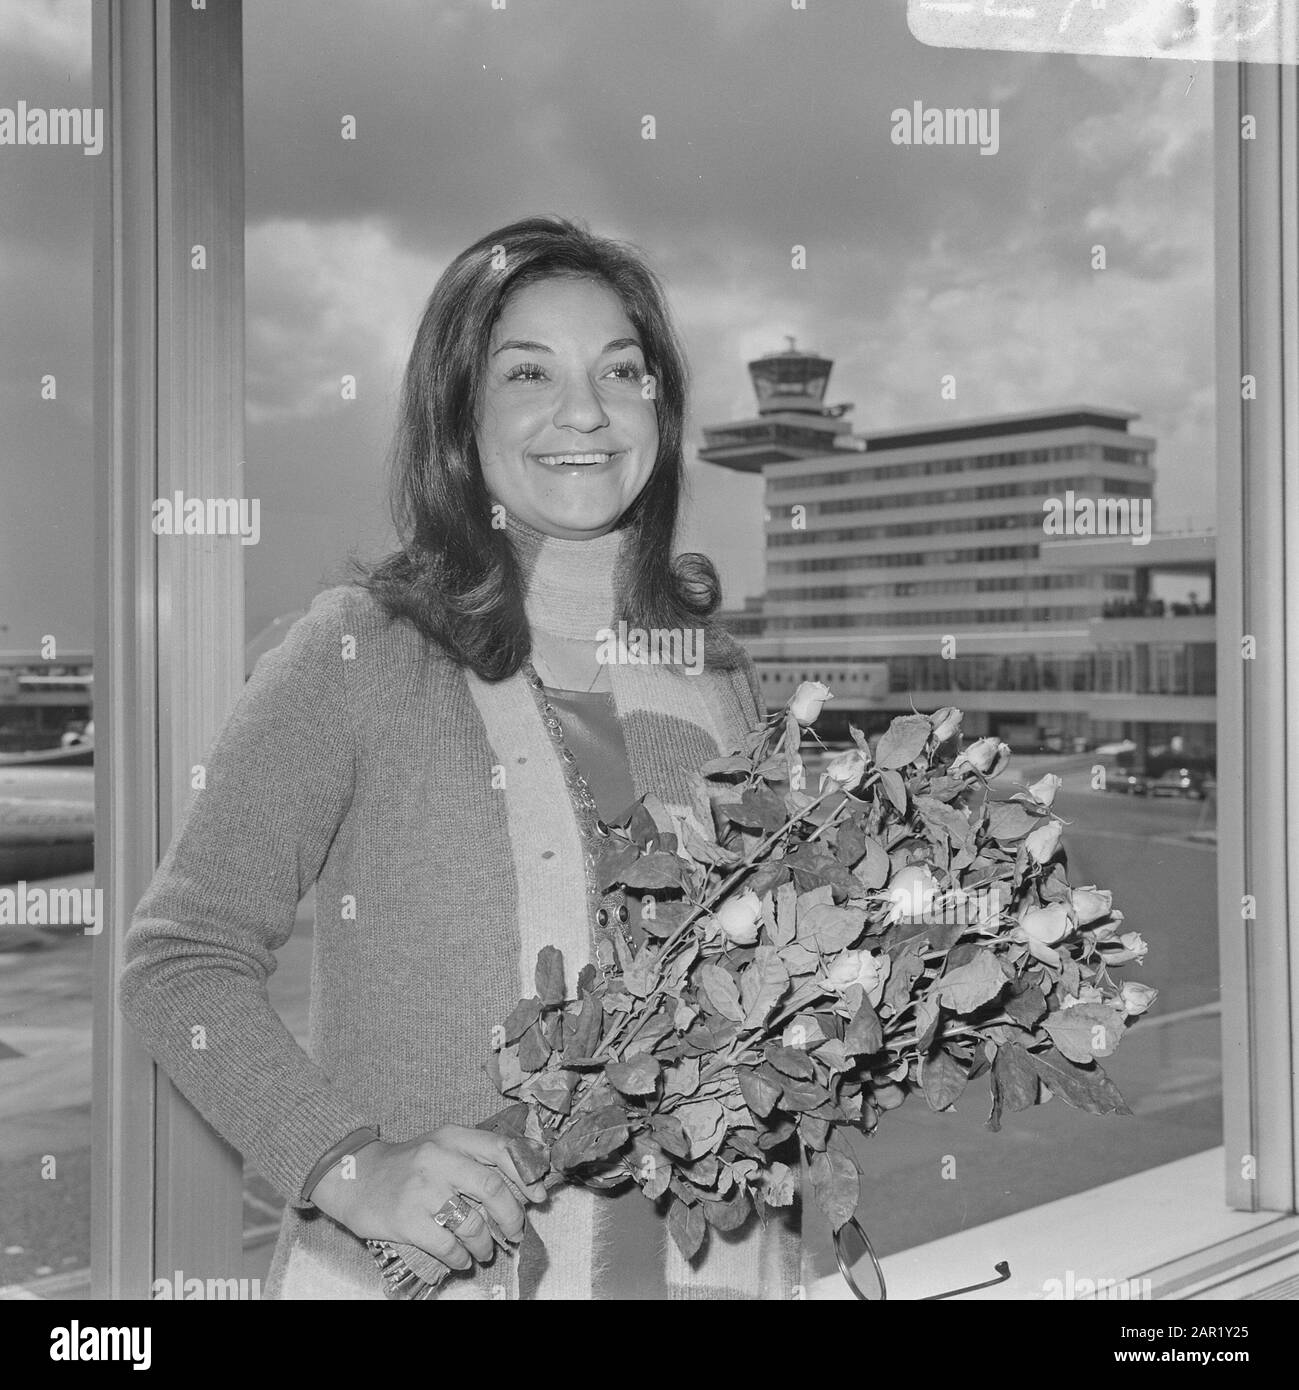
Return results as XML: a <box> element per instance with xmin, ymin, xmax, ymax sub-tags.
<box><xmin>697</xmin><ymin>338</ymin><xmax>858</xmax><ymax>473</ymax></box>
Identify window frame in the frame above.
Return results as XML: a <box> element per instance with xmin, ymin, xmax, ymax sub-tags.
<box><xmin>89</xmin><ymin>3</ymin><xmax>1297</xmax><ymax>1296</ymax></box>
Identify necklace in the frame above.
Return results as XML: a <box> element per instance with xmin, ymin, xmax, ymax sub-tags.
<box><xmin>522</xmin><ymin>661</ymin><xmax>634</xmax><ymax>970</ymax></box>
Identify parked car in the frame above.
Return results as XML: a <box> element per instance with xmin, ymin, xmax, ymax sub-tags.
<box><xmin>1148</xmin><ymin>767</ymin><xmax>1208</xmax><ymax>800</ymax></box>
<box><xmin>1104</xmin><ymin>767</ymin><xmax>1148</xmax><ymax>796</ymax></box>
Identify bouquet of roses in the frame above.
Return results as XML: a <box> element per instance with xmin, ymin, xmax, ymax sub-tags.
<box><xmin>370</xmin><ymin>684</ymin><xmax>1155</xmax><ymax>1297</ymax></box>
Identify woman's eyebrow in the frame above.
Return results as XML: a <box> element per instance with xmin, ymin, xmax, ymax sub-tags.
<box><xmin>491</xmin><ymin>336</ymin><xmax>643</xmax><ymax>357</ymax></box>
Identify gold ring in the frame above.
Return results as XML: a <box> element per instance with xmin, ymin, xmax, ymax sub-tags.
<box><xmin>432</xmin><ymin>1196</ymin><xmax>473</xmax><ymax>1232</ymax></box>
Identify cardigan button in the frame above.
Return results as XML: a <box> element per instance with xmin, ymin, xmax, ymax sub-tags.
<box><xmin>595</xmin><ymin>907</ymin><xmax>610</xmax><ymax>928</ymax></box>
<box><xmin>616</xmin><ymin>904</ymin><xmax>629</xmax><ymax>925</ymax></box>
<box><xmin>594</xmin><ymin>819</ymin><xmax>610</xmax><ymax>836</ymax></box>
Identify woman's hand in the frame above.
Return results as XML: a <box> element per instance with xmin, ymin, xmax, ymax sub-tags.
<box><xmin>310</xmin><ymin>1125</ymin><xmax>549</xmax><ymax>1271</ymax></box>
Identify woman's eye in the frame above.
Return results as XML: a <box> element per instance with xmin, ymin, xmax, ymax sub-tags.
<box><xmin>606</xmin><ymin>358</ymin><xmax>645</xmax><ymax>381</ymax></box>
<box><xmin>504</xmin><ymin>362</ymin><xmax>547</xmax><ymax>382</ymax></box>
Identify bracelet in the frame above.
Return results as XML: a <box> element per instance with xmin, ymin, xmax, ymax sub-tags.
<box><xmin>302</xmin><ymin>1126</ymin><xmax>380</xmax><ymax>1205</ymax></box>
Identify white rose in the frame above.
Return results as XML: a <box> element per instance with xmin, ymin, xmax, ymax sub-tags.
<box><xmin>883</xmin><ymin>864</ymin><xmax>941</xmax><ymax>924</ymax></box>
<box><xmin>790</xmin><ymin>681</ymin><xmax>832</xmax><ymax>726</ymax></box>
<box><xmin>1101</xmin><ymin>930</ymin><xmax>1148</xmax><ymax>965</ymax></box>
<box><xmin>1070</xmin><ymin>885</ymin><xmax>1113</xmax><ymax>926</ymax></box>
<box><xmin>714</xmin><ymin>890</ymin><xmax>763</xmax><ymax>946</ymax></box>
<box><xmin>823</xmin><ymin>748</ymin><xmax>868</xmax><ymax>791</ymax></box>
<box><xmin>952</xmin><ymin>737</ymin><xmax>1010</xmax><ymax>777</ymax></box>
<box><xmin>931</xmin><ymin>707</ymin><xmax>963</xmax><ymax>743</ymax></box>
<box><xmin>1027</xmin><ymin>773</ymin><xmax>1063</xmax><ymax>809</ymax></box>
<box><xmin>823</xmin><ymin>949</ymin><xmax>890</xmax><ymax>1007</ymax></box>
<box><xmin>1119</xmin><ymin>981</ymin><xmax>1157</xmax><ymax>1016</ymax></box>
<box><xmin>1025</xmin><ymin>820</ymin><xmax>1064</xmax><ymax>865</ymax></box>
<box><xmin>1013</xmin><ymin>901</ymin><xmax>1076</xmax><ymax>967</ymax></box>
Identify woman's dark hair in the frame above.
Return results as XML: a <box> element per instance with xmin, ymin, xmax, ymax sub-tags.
<box><xmin>349</xmin><ymin>214</ymin><xmax>724</xmax><ymax>681</ymax></box>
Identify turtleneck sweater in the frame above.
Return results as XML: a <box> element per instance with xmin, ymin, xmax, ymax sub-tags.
<box><xmin>119</xmin><ymin>516</ymin><xmax>801</xmax><ymax>1300</ymax></box>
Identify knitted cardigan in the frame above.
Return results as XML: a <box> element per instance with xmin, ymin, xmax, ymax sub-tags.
<box><xmin>120</xmin><ymin>518</ymin><xmax>803</xmax><ymax>1300</ymax></box>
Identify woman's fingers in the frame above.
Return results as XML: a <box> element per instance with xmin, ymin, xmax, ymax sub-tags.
<box><xmin>444</xmin><ymin>1152</ymin><xmax>527</xmax><ymax>1241</ymax></box>
<box><xmin>448</xmin><ymin>1128</ymin><xmax>549</xmax><ymax>1204</ymax></box>
<box><xmin>438</xmin><ymin>1200</ymin><xmax>495</xmax><ymax>1264</ymax></box>
<box><xmin>409</xmin><ymin>1212</ymin><xmax>474</xmax><ymax>1272</ymax></box>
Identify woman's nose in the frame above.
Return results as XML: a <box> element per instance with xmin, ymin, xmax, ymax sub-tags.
<box><xmin>552</xmin><ymin>373</ymin><xmax>610</xmax><ymax>432</ymax></box>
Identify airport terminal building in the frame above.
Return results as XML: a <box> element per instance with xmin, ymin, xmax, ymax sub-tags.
<box><xmin>706</xmin><ymin>344</ymin><xmax>1215</xmax><ymax>765</ymax></box>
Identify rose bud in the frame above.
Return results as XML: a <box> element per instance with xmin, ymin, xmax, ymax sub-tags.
<box><xmin>1025</xmin><ymin>819</ymin><xmax>1064</xmax><ymax>865</ymax></box>
<box><xmin>1013</xmin><ymin>901</ymin><xmax>1075</xmax><ymax>967</ymax></box>
<box><xmin>823</xmin><ymin>949</ymin><xmax>891</xmax><ymax>1007</ymax></box>
<box><xmin>1027</xmin><ymin>773</ymin><xmax>1063</xmax><ymax>809</ymax></box>
<box><xmin>714</xmin><ymin>889</ymin><xmax>763</xmax><ymax>946</ymax></box>
<box><xmin>823</xmin><ymin>748</ymin><xmax>868</xmax><ymax>791</ymax></box>
<box><xmin>952</xmin><ymin>736</ymin><xmax>1011</xmax><ymax>777</ymax></box>
<box><xmin>1070</xmin><ymin>885</ymin><xmax>1113</xmax><ymax>926</ymax></box>
<box><xmin>1020</xmin><ymin>902</ymin><xmax>1074</xmax><ymax>945</ymax></box>
<box><xmin>884</xmin><ymin>863</ymin><xmax>940</xmax><ymax>924</ymax></box>
<box><xmin>1088</xmin><ymin>907</ymin><xmax>1124</xmax><ymax>940</ymax></box>
<box><xmin>789</xmin><ymin>680</ymin><xmax>833</xmax><ymax>726</ymax></box>
<box><xmin>1101</xmin><ymin>930</ymin><xmax>1148</xmax><ymax>965</ymax></box>
<box><xmin>1119</xmin><ymin>981</ymin><xmax>1158</xmax><ymax>1016</ymax></box>
<box><xmin>931</xmin><ymin>707</ymin><xmax>963</xmax><ymax>743</ymax></box>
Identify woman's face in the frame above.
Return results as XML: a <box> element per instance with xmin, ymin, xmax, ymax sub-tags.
<box><xmin>476</xmin><ymin>275</ymin><xmax>660</xmax><ymax>540</ymax></box>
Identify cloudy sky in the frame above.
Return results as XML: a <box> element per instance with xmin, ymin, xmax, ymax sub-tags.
<box><xmin>0</xmin><ymin>0</ymin><xmax>1216</xmax><ymax>649</ymax></box>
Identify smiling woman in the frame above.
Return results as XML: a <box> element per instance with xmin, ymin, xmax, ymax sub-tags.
<box><xmin>119</xmin><ymin>214</ymin><xmax>795</xmax><ymax>1300</ymax></box>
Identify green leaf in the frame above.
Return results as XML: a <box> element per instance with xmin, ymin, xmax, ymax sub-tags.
<box><xmin>561</xmin><ymin>991</ymin><xmax>603</xmax><ymax>1064</ymax></box>
<box><xmin>772</xmin><ymin>881</ymin><xmax>799</xmax><ymax>948</ymax></box>
<box><xmin>921</xmin><ymin>1049</ymin><xmax>968</xmax><ymax>1110</ymax></box>
<box><xmin>797</xmin><ymin>903</ymin><xmax>865</xmax><ymax>953</ymax></box>
<box><xmin>740</xmin><ymin>946</ymin><xmax>790</xmax><ymax>1030</ymax></box>
<box><xmin>703</xmin><ymin>1188</ymin><xmax>752</xmax><ymax>1232</ymax></box>
<box><xmin>531</xmin><ymin>1070</ymin><xmax>578</xmax><ymax>1115</ymax></box>
<box><xmin>844</xmin><ymin>997</ymin><xmax>884</xmax><ymax>1056</ymax></box>
<box><xmin>1003</xmin><ymin>980</ymin><xmax>1047</xmax><ymax>1029</ymax></box>
<box><xmin>883</xmin><ymin>947</ymin><xmax>924</xmax><ymax>1014</ymax></box>
<box><xmin>835</xmin><ymin>817</ymin><xmax>867</xmax><ymax>868</ymax></box>
<box><xmin>1025</xmin><ymin>1046</ymin><xmax>1132</xmax><ymax>1116</ymax></box>
<box><xmin>662</xmin><ymin>1056</ymin><xmax>700</xmax><ymax>1099</ymax></box>
<box><xmin>699</xmin><ymin>753</ymin><xmax>752</xmax><ymax>779</ymax></box>
<box><xmin>878</xmin><ymin>768</ymin><xmax>908</xmax><ymax>816</ymax></box>
<box><xmin>666</xmin><ymin>1198</ymin><xmax>707</xmax><ymax>1261</ymax></box>
<box><xmin>723</xmin><ymin>786</ymin><xmax>790</xmax><ymax>833</ymax></box>
<box><xmin>987</xmin><ymin>802</ymin><xmax>1040</xmax><ymax>842</ymax></box>
<box><xmin>852</xmin><ymin>836</ymin><xmax>891</xmax><ymax>890</ymax></box>
<box><xmin>764</xmin><ymin>1044</ymin><xmax>815</xmax><ymax>1079</ymax></box>
<box><xmin>915</xmin><ymin>794</ymin><xmax>973</xmax><ymax>847</ymax></box>
<box><xmin>809</xmin><ymin>1134</ymin><xmax>861</xmax><ymax>1232</ymax></box>
<box><xmin>987</xmin><ymin>1041</ymin><xmax>1039</xmax><ymax>1131</ymax></box>
<box><xmin>502</xmin><ymin>996</ymin><xmax>543</xmax><ymax>1044</ymax></box>
<box><xmin>738</xmin><ymin>1067</ymin><xmax>782</xmax><ymax>1117</ymax></box>
<box><xmin>549</xmin><ymin>1106</ymin><xmax>631</xmax><ymax>1171</ymax></box>
<box><xmin>935</xmin><ymin>949</ymin><xmax>1007</xmax><ymax>1015</ymax></box>
<box><xmin>606</xmin><ymin>1054</ymin><xmax>661</xmax><ymax>1096</ymax></box>
<box><xmin>535</xmin><ymin>946</ymin><xmax>567</xmax><ymax>1007</ymax></box>
<box><xmin>677</xmin><ymin>1098</ymin><xmax>727</xmax><ymax>1158</ymax></box>
<box><xmin>1043</xmin><ymin>1003</ymin><xmax>1125</xmax><ymax>1064</ymax></box>
<box><xmin>698</xmin><ymin>963</ymin><xmax>745</xmax><ymax>1023</ymax></box>
<box><xmin>650</xmin><ymin>1114</ymin><xmax>691</xmax><ymax>1158</ymax></box>
<box><xmin>874</xmin><ymin>714</ymin><xmax>932</xmax><ymax>770</ymax></box>
<box><xmin>620</xmin><ymin>851</ymin><xmax>689</xmax><ymax>892</ymax></box>
<box><xmin>504</xmin><ymin>1135</ymin><xmax>551</xmax><ymax>1185</ymax></box>
<box><xmin>517</xmin><ymin>1021</ymin><xmax>551</xmax><ymax>1072</ymax></box>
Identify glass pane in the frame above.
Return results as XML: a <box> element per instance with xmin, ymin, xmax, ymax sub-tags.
<box><xmin>0</xmin><ymin>1</ymin><xmax>96</xmax><ymax>1297</ymax></box>
<box><xmin>235</xmin><ymin>0</ymin><xmax>1222</xmax><ymax>1298</ymax></box>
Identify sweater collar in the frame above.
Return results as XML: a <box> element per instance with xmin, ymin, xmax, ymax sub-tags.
<box><xmin>505</xmin><ymin>511</ymin><xmax>627</xmax><ymax>641</ymax></box>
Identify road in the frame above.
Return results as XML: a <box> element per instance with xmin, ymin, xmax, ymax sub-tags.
<box><xmin>1</xmin><ymin>760</ymin><xmax>1219</xmax><ymax>1296</ymax></box>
